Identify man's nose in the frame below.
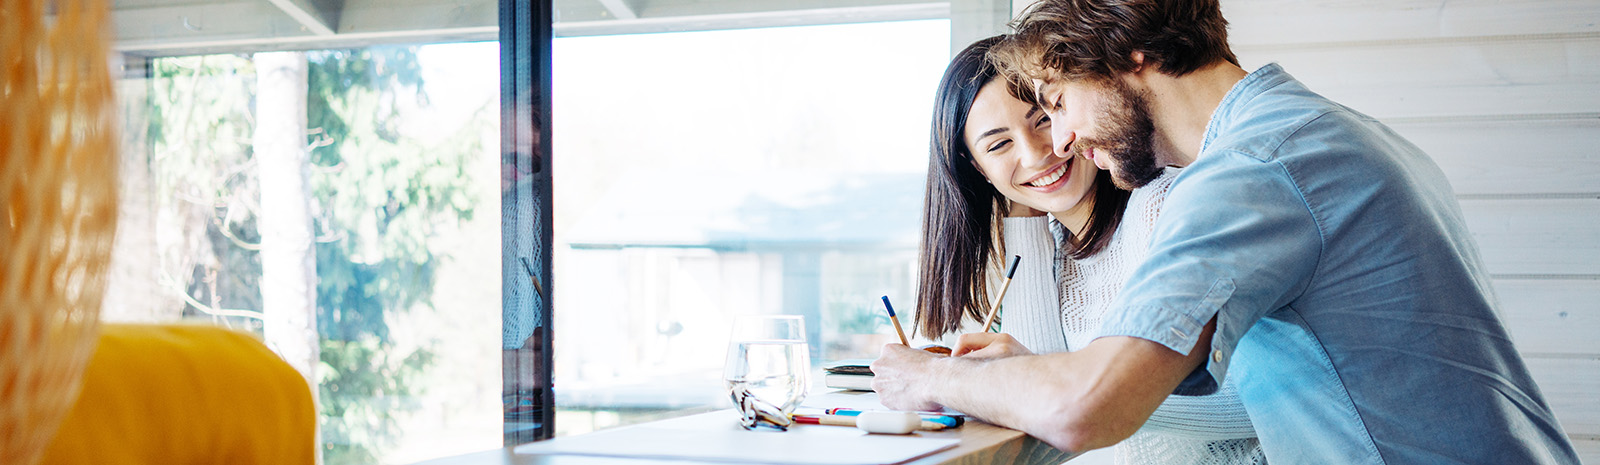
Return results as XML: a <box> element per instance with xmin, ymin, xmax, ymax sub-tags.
<box><xmin>1051</xmin><ymin>123</ymin><xmax>1076</xmax><ymax>160</ymax></box>
<box><xmin>1020</xmin><ymin>132</ymin><xmax>1055</xmax><ymax>169</ymax></box>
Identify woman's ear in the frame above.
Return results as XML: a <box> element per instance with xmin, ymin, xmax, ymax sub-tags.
<box><xmin>966</xmin><ymin>157</ymin><xmax>991</xmax><ymax>184</ymax></box>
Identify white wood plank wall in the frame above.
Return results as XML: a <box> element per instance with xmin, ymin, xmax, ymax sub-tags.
<box><xmin>1003</xmin><ymin>0</ymin><xmax>1600</xmax><ymax>458</ymax></box>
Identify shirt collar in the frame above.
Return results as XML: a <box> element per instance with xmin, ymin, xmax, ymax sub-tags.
<box><xmin>1200</xmin><ymin>63</ymin><xmax>1291</xmax><ymax>154</ymax></box>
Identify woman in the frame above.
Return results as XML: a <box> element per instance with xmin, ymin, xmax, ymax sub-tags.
<box><xmin>914</xmin><ymin>36</ymin><xmax>1264</xmax><ymax>464</ymax></box>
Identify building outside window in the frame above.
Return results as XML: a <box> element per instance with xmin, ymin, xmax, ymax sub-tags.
<box><xmin>550</xmin><ymin>19</ymin><xmax>949</xmax><ymax>435</ymax></box>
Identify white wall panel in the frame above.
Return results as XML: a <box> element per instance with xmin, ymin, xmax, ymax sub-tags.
<box><xmin>1241</xmin><ymin>39</ymin><xmax>1593</xmax><ymax>95</ymax></box>
<box><xmin>1573</xmin><ymin>439</ymin><xmax>1600</xmax><ymax>464</ymax></box>
<box><xmin>1460</xmin><ymin>199</ymin><xmax>1600</xmax><ymax>276</ymax></box>
<box><xmin>1242</xmin><ymin>38</ymin><xmax>1600</xmax><ymax>90</ymax></box>
<box><xmin>1313</xmin><ymin>82</ymin><xmax>1599</xmax><ymax>121</ymax></box>
<box><xmin>1497</xmin><ymin>279</ymin><xmax>1600</xmax><ymax>356</ymax></box>
<box><xmin>1223</xmin><ymin>0</ymin><xmax>1600</xmax><ymax>46</ymax></box>
<box><xmin>1527</xmin><ymin>358</ymin><xmax>1600</xmax><ymax>437</ymax></box>
<box><xmin>1235</xmin><ymin>39</ymin><xmax>1600</xmax><ymax>120</ymax></box>
<box><xmin>1389</xmin><ymin>119</ymin><xmax>1600</xmax><ymax>197</ymax></box>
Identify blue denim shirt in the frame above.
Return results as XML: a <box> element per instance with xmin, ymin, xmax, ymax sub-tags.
<box><xmin>1098</xmin><ymin>64</ymin><xmax>1578</xmax><ymax>464</ymax></box>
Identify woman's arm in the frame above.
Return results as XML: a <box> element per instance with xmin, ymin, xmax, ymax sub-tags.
<box><xmin>998</xmin><ymin>216</ymin><xmax>1067</xmax><ymax>354</ymax></box>
<box><xmin>1139</xmin><ymin>378</ymin><xmax>1257</xmax><ymax>439</ymax></box>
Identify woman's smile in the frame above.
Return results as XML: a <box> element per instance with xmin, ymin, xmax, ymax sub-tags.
<box><xmin>1023</xmin><ymin>158</ymin><xmax>1073</xmax><ymax>193</ymax></box>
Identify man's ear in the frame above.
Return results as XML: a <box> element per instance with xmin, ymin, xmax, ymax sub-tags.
<box><xmin>1122</xmin><ymin>51</ymin><xmax>1155</xmax><ymax>89</ymax></box>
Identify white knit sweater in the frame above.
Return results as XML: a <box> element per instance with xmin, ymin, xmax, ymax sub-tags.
<box><xmin>1000</xmin><ymin>170</ymin><xmax>1265</xmax><ymax>465</ymax></box>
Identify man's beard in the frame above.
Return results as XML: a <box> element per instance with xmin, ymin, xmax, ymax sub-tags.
<box><xmin>1076</xmin><ymin>81</ymin><xmax>1163</xmax><ymax>190</ymax></box>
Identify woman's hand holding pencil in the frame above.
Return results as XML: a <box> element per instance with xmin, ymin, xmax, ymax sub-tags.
<box><xmin>879</xmin><ymin>255</ymin><xmax>1020</xmax><ymax>357</ymax></box>
<box><xmin>949</xmin><ymin>332</ymin><xmax>1034</xmax><ymax>358</ymax></box>
<box><xmin>881</xmin><ymin>296</ymin><xmax>955</xmax><ymax>355</ymax></box>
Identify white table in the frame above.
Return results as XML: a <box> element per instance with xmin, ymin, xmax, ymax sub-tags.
<box><xmin>413</xmin><ymin>390</ymin><xmax>1072</xmax><ymax>465</ymax></box>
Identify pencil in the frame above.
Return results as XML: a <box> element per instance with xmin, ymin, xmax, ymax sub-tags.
<box><xmin>790</xmin><ymin>414</ymin><xmax>947</xmax><ymax>431</ymax></box>
<box><xmin>882</xmin><ymin>296</ymin><xmax>910</xmax><ymax>346</ymax></box>
<box><xmin>519</xmin><ymin>257</ymin><xmax>545</xmax><ymax>299</ymax></box>
<box><xmin>979</xmin><ymin>255</ymin><xmax>1022</xmax><ymax>333</ymax></box>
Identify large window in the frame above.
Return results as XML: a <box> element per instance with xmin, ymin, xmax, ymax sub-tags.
<box><xmin>111</xmin><ymin>43</ymin><xmax>502</xmax><ymax>464</ymax></box>
<box><xmin>107</xmin><ymin>0</ymin><xmax>995</xmax><ymax>461</ymax></box>
<box><xmin>550</xmin><ymin>19</ymin><xmax>950</xmax><ymax>435</ymax></box>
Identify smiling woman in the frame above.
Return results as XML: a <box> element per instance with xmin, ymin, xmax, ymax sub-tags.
<box><xmin>915</xmin><ymin>35</ymin><xmax>1129</xmax><ymax>341</ymax></box>
<box><xmin>962</xmin><ymin>78</ymin><xmax>1098</xmax><ymax>229</ymax></box>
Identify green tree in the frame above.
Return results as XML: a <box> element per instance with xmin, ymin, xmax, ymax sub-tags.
<box><xmin>304</xmin><ymin>47</ymin><xmax>480</xmax><ymax>464</ymax></box>
<box><xmin>147</xmin><ymin>54</ymin><xmax>265</xmax><ymax>322</ymax></box>
<box><xmin>146</xmin><ymin>46</ymin><xmax>483</xmax><ymax>464</ymax></box>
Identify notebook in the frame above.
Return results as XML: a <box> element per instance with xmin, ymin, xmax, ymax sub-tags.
<box><xmin>825</xmin><ymin>359</ymin><xmax>875</xmax><ymax>391</ymax></box>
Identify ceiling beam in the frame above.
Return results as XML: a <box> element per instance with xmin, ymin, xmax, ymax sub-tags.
<box><xmin>263</xmin><ymin>0</ymin><xmax>339</xmax><ymax>36</ymax></box>
<box><xmin>596</xmin><ymin>0</ymin><xmax>639</xmax><ymax>20</ymax></box>
<box><xmin>113</xmin><ymin>0</ymin><xmax>943</xmax><ymax>56</ymax></box>
<box><xmin>555</xmin><ymin>2</ymin><xmax>947</xmax><ymax>37</ymax></box>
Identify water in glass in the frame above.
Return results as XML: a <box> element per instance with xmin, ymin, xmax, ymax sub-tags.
<box><xmin>725</xmin><ymin>315</ymin><xmax>809</xmax><ymax>429</ymax></box>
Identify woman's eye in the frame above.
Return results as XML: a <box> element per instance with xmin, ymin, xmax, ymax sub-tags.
<box><xmin>986</xmin><ymin>140</ymin><xmax>1011</xmax><ymax>153</ymax></box>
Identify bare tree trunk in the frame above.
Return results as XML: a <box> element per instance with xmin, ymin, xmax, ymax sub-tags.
<box><xmin>254</xmin><ymin>51</ymin><xmax>320</xmax><ymax>388</ymax></box>
<box><xmin>105</xmin><ymin>54</ymin><xmax>176</xmax><ymax>322</ymax></box>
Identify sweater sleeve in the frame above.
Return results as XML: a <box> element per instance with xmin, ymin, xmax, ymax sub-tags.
<box><xmin>998</xmin><ymin>216</ymin><xmax>1068</xmax><ymax>354</ymax></box>
<box><xmin>1140</xmin><ymin>376</ymin><xmax>1258</xmax><ymax>439</ymax></box>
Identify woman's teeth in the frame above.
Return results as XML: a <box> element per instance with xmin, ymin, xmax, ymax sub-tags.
<box><xmin>1026</xmin><ymin>163</ymin><xmax>1069</xmax><ymax>187</ymax></box>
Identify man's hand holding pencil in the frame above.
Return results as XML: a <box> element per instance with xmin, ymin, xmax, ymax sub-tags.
<box><xmin>869</xmin><ymin>344</ymin><xmax>949</xmax><ymax>412</ymax></box>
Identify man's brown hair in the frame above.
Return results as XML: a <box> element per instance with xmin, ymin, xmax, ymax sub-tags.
<box><xmin>993</xmin><ymin>0</ymin><xmax>1239</xmax><ymax>86</ymax></box>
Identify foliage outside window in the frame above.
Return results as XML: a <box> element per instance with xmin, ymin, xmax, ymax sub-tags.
<box><xmin>118</xmin><ymin>44</ymin><xmax>500</xmax><ymax>464</ymax></box>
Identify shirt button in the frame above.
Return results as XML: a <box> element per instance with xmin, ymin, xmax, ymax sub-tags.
<box><xmin>1212</xmin><ymin>350</ymin><xmax>1224</xmax><ymax>363</ymax></box>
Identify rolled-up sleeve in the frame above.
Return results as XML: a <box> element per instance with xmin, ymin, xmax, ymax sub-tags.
<box><xmin>1097</xmin><ymin>150</ymin><xmax>1322</xmax><ymax>395</ymax></box>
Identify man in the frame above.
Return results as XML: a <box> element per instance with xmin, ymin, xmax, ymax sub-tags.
<box><xmin>871</xmin><ymin>1</ymin><xmax>1579</xmax><ymax>463</ymax></box>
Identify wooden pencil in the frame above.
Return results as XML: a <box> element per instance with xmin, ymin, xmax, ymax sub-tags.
<box><xmin>979</xmin><ymin>255</ymin><xmax>1022</xmax><ymax>333</ymax></box>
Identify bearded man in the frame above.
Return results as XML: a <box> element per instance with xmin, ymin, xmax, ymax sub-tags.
<box><xmin>871</xmin><ymin>1</ymin><xmax>1579</xmax><ymax>463</ymax></box>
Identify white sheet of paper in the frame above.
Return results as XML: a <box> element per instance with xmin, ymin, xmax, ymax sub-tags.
<box><xmin>514</xmin><ymin>410</ymin><xmax>958</xmax><ymax>465</ymax></box>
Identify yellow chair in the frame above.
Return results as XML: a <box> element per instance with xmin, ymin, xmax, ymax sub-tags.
<box><xmin>37</xmin><ymin>324</ymin><xmax>316</xmax><ymax>465</ymax></box>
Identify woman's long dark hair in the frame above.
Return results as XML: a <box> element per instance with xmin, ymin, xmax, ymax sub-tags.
<box><xmin>915</xmin><ymin>35</ymin><xmax>1131</xmax><ymax>339</ymax></box>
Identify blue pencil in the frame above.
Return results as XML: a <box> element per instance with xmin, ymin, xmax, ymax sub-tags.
<box><xmin>882</xmin><ymin>296</ymin><xmax>910</xmax><ymax>346</ymax></box>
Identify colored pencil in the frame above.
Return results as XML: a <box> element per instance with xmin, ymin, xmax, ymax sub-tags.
<box><xmin>790</xmin><ymin>414</ymin><xmax>947</xmax><ymax>431</ymax></box>
<box><xmin>882</xmin><ymin>295</ymin><xmax>910</xmax><ymax>346</ymax></box>
<box><xmin>979</xmin><ymin>255</ymin><xmax>1022</xmax><ymax>333</ymax></box>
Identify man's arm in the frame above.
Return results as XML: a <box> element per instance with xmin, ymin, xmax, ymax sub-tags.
<box><xmin>871</xmin><ymin>317</ymin><xmax>1215</xmax><ymax>453</ymax></box>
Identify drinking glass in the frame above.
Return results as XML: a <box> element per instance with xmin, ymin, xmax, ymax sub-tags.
<box><xmin>724</xmin><ymin>315</ymin><xmax>810</xmax><ymax>430</ymax></box>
